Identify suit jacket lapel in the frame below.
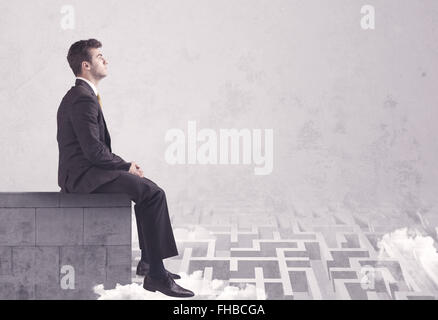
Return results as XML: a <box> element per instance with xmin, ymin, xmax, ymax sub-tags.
<box><xmin>102</xmin><ymin>116</ymin><xmax>112</xmax><ymax>152</ymax></box>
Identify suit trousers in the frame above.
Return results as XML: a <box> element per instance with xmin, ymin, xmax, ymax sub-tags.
<box><xmin>93</xmin><ymin>171</ymin><xmax>179</xmax><ymax>262</ymax></box>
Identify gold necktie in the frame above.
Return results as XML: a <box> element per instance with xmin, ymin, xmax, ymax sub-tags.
<box><xmin>97</xmin><ymin>94</ymin><xmax>102</xmax><ymax>109</ymax></box>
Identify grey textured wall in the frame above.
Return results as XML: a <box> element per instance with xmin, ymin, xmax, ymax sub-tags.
<box><xmin>1</xmin><ymin>1</ymin><xmax>437</xmax><ymax>220</ymax></box>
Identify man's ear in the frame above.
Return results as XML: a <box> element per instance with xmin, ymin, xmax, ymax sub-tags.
<box><xmin>82</xmin><ymin>61</ymin><xmax>90</xmax><ymax>70</ymax></box>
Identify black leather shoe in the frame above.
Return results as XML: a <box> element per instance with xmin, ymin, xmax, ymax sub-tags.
<box><xmin>143</xmin><ymin>274</ymin><xmax>195</xmax><ymax>298</ymax></box>
<box><xmin>136</xmin><ymin>260</ymin><xmax>181</xmax><ymax>279</ymax></box>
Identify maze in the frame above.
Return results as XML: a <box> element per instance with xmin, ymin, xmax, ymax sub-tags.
<box><xmin>131</xmin><ymin>199</ymin><xmax>438</xmax><ymax>300</ymax></box>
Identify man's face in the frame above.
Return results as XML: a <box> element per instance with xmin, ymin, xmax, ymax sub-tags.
<box><xmin>85</xmin><ymin>47</ymin><xmax>108</xmax><ymax>79</ymax></box>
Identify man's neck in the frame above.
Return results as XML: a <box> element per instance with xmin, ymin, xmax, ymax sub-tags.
<box><xmin>77</xmin><ymin>74</ymin><xmax>99</xmax><ymax>87</ymax></box>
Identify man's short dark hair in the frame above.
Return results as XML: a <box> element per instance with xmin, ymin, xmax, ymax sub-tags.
<box><xmin>67</xmin><ymin>39</ymin><xmax>102</xmax><ymax>76</ymax></box>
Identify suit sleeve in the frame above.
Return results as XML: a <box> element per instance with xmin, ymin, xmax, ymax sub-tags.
<box><xmin>69</xmin><ymin>94</ymin><xmax>131</xmax><ymax>171</ymax></box>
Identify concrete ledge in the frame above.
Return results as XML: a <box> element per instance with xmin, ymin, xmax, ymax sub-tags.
<box><xmin>0</xmin><ymin>192</ymin><xmax>132</xmax><ymax>208</ymax></box>
<box><xmin>0</xmin><ymin>192</ymin><xmax>132</xmax><ymax>300</ymax></box>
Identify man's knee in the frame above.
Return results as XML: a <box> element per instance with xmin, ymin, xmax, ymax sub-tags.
<box><xmin>136</xmin><ymin>186</ymin><xmax>166</xmax><ymax>215</ymax></box>
<box><xmin>138</xmin><ymin>180</ymin><xmax>165</xmax><ymax>203</ymax></box>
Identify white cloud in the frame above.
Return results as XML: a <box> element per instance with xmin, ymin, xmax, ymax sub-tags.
<box><xmin>215</xmin><ymin>284</ymin><xmax>259</xmax><ymax>300</ymax></box>
<box><xmin>94</xmin><ymin>269</ymin><xmax>260</xmax><ymax>300</ymax></box>
<box><xmin>377</xmin><ymin>227</ymin><xmax>438</xmax><ymax>294</ymax></box>
<box><xmin>173</xmin><ymin>225</ymin><xmax>216</xmax><ymax>240</ymax></box>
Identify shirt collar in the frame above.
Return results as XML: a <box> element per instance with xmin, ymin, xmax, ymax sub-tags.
<box><xmin>76</xmin><ymin>77</ymin><xmax>99</xmax><ymax>96</ymax></box>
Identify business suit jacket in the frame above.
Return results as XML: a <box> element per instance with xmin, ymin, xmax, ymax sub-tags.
<box><xmin>57</xmin><ymin>79</ymin><xmax>131</xmax><ymax>193</ymax></box>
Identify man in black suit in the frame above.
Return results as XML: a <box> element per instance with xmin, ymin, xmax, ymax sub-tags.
<box><xmin>57</xmin><ymin>39</ymin><xmax>194</xmax><ymax>298</ymax></box>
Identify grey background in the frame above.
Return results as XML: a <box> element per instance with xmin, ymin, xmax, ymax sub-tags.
<box><xmin>0</xmin><ymin>0</ymin><xmax>437</xmax><ymax>221</ymax></box>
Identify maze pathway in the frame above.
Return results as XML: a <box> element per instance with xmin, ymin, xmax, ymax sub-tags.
<box><xmin>130</xmin><ymin>199</ymin><xmax>438</xmax><ymax>300</ymax></box>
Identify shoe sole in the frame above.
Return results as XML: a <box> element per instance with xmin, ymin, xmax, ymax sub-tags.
<box><xmin>143</xmin><ymin>284</ymin><xmax>194</xmax><ymax>298</ymax></box>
